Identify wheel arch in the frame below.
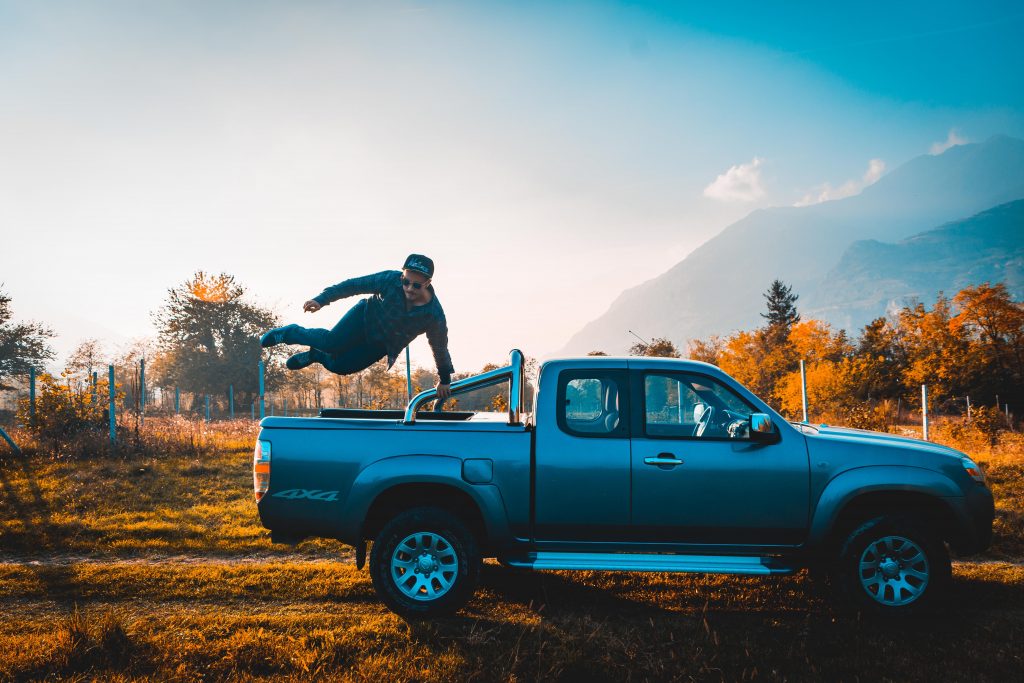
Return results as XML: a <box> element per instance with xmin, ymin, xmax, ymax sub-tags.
<box><xmin>362</xmin><ymin>482</ymin><xmax>489</xmax><ymax>550</ymax></box>
<box><xmin>809</xmin><ymin>466</ymin><xmax>962</xmax><ymax>552</ymax></box>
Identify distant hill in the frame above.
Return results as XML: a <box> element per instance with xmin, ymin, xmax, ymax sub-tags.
<box><xmin>558</xmin><ymin>135</ymin><xmax>1024</xmax><ymax>355</ymax></box>
<box><xmin>807</xmin><ymin>199</ymin><xmax>1024</xmax><ymax>330</ymax></box>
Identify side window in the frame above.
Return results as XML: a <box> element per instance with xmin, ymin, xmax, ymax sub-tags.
<box><xmin>643</xmin><ymin>372</ymin><xmax>755</xmax><ymax>440</ymax></box>
<box><xmin>557</xmin><ymin>371</ymin><xmax>629</xmax><ymax>438</ymax></box>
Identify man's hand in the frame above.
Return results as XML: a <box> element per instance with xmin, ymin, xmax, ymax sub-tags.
<box><xmin>303</xmin><ymin>300</ymin><xmax>322</xmax><ymax>313</ymax></box>
<box><xmin>436</xmin><ymin>382</ymin><xmax>452</xmax><ymax>401</ymax></box>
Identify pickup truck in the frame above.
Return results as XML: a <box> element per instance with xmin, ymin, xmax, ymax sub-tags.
<box><xmin>254</xmin><ymin>350</ymin><xmax>994</xmax><ymax>618</ymax></box>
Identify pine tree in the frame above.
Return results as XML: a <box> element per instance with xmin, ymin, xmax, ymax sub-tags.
<box><xmin>761</xmin><ymin>279</ymin><xmax>800</xmax><ymax>330</ymax></box>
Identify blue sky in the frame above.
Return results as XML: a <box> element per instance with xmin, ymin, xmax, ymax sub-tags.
<box><xmin>1</xmin><ymin>0</ymin><xmax>1022</xmax><ymax>372</ymax></box>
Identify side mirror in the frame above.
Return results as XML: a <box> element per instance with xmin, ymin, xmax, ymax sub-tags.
<box><xmin>749</xmin><ymin>413</ymin><xmax>779</xmax><ymax>443</ymax></box>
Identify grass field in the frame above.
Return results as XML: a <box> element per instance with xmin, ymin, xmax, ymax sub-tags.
<box><xmin>1</xmin><ymin>417</ymin><xmax>1023</xmax><ymax>681</ymax></box>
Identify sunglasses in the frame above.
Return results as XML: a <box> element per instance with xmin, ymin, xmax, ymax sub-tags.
<box><xmin>401</xmin><ymin>278</ymin><xmax>425</xmax><ymax>290</ymax></box>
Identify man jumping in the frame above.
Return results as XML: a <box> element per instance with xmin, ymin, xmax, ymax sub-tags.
<box><xmin>260</xmin><ymin>254</ymin><xmax>454</xmax><ymax>400</ymax></box>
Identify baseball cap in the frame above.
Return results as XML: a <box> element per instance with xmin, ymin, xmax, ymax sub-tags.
<box><xmin>403</xmin><ymin>254</ymin><xmax>434</xmax><ymax>278</ymax></box>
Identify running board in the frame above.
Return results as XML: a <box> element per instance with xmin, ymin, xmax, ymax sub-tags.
<box><xmin>502</xmin><ymin>552</ymin><xmax>796</xmax><ymax>575</ymax></box>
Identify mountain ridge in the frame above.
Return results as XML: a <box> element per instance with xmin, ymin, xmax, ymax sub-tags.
<box><xmin>558</xmin><ymin>135</ymin><xmax>1024</xmax><ymax>355</ymax></box>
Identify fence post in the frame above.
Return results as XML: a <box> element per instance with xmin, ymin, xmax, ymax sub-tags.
<box><xmin>799</xmin><ymin>360</ymin><xmax>808</xmax><ymax>423</ymax></box>
<box><xmin>406</xmin><ymin>346</ymin><xmax>412</xmax><ymax>400</ymax></box>
<box><xmin>175</xmin><ymin>387</ymin><xmax>180</xmax><ymax>415</ymax></box>
<box><xmin>283</xmin><ymin>397</ymin><xmax>288</xmax><ymax>417</ymax></box>
<box><xmin>966</xmin><ymin>395</ymin><xmax>971</xmax><ymax>421</ymax></box>
<box><xmin>140</xmin><ymin>358</ymin><xmax>146</xmax><ymax>425</ymax></box>
<box><xmin>205</xmin><ymin>395</ymin><xmax>211</xmax><ymax>423</ymax></box>
<box><xmin>921</xmin><ymin>384</ymin><xmax>929</xmax><ymax>441</ymax></box>
<box><xmin>108</xmin><ymin>365</ymin><xmax>116</xmax><ymax>447</ymax></box>
<box><xmin>259</xmin><ymin>361</ymin><xmax>265</xmax><ymax>420</ymax></box>
<box><xmin>0</xmin><ymin>427</ymin><xmax>22</xmax><ymax>456</ymax></box>
<box><xmin>229</xmin><ymin>385</ymin><xmax>234</xmax><ymax>420</ymax></box>
<box><xmin>29</xmin><ymin>367</ymin><xmax>36</xmax><ymax>424</ymax></box>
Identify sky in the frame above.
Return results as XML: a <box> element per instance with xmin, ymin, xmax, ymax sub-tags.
<box><xmin>1</xmin><ymin>0</ymin><xmax>1022</xmax><ymax>374</ymax></box>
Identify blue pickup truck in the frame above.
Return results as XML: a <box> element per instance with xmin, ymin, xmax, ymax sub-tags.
<box><xmin>254</xmin><ymin>350</ymin><xmax>994</xmax><ymax>618</ymax></box>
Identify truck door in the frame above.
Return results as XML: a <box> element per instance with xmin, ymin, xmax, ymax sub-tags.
<box><xmin>533</xmin><ymin>368</ymin><xmax>632</xmax><ymax>541</ymax></box>
<box><xmin>629</xmin><ymin>370</ymin><xmax>809</xmax><ymax>546</ymax></box>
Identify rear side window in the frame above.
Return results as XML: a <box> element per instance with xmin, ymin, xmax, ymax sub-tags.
<box><xmin>556</xmin><ymin>370</ymin><xmax>629</xmax><ymax>438</ymax></box>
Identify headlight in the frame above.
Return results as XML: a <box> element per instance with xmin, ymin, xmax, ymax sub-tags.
<box><xmin>962</xmin><ymin>457</ymin><xmax>985</xmax><ymax>483</ymax></box>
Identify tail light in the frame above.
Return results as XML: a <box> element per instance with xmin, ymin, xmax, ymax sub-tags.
<box><xmin>253</xmin><ymin>440</ymin><xmax>271</xmax><ymax>501</ymax></box>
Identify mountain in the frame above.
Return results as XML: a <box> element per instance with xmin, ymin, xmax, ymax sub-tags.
<box><xmin>808</xmin><ymin>199</ymin><xmax>1024</xmax><ymax>330</ymax></box>
<box><xmin>558</xmin><ymin>135</ymin><xmax>1024</xmax><ymax>354</ymax></box>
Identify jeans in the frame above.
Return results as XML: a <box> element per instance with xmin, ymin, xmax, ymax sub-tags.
<box><xmin>283</xmin><ymin>300</ymin><xmax>387</xmax><ymax>375</ymax></box>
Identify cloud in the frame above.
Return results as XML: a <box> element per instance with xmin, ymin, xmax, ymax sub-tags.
<box><xmin>929</xmin><ymin>129</ymin><xmax>968</xmax><ymax>155</ymax></box>
<box><xmin>794</xmin><ymin>158</ymin><xmax>886</xmax><ymax>207</ymax></box>
<box><xmin>703</xmin><ymin>157</ymin><xmax>766</xmax><ymax>202</ymax></box>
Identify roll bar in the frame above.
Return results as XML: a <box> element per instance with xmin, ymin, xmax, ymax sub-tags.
<box><xmin>403</xmin><ymin>348</ymin><xmax>525</xmax><ymax>425</ymax></box>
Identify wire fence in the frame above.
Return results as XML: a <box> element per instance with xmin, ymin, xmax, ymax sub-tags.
<box><xmin>1</xmin><ymin>358</ymin><xmax>1015</xmax><ymax>439</ymax></box>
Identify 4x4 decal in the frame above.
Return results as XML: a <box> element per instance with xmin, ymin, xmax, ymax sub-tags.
<box><xmin>272</xmin><ymin>489</ymin><xmax>340</xmax><ymax>502</ymax></box>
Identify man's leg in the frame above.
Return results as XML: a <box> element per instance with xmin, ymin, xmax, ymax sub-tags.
<box><xmin>264</xmin><ymin>300</ymin><xmax>367</xmax><ymax>352</ymax></box>
<box><xmin>288</xmin><ymin>340</ymin><xmax>386</xmax><ymax>374</ymax></box>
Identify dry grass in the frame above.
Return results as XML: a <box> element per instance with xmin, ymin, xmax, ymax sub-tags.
<box><xmin>1</xmin><ymin>559</ymin><xmax>1022</xmax><ymax>682</ymax></box>
<box><xmin>1</xmin><ymin>419</ymin><xmax>1023</xmax><ymax>680</ymax></box>
<box><xmin>0</xmin><ymin>418</ymin><xmax>342</xmax><ymax>557</ymax></box>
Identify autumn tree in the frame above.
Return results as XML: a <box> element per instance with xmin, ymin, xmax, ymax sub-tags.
<box><xmin>151</xmin><ymin>272</ymin><xmax>282</xmax><ymax>403</ymax></box>
<box><xmin>66</xmin><ymin>339</ymin><xmax>106</xmax><ymax>385</ymax></box>
<box><xmin>853</xmin><ymin>317</ymin><xmax>905</xmax><ymax>400</ymax></box>
<box><xmin>628</xmin><ymin>337</ymin><xmax>680</xmax><ymax>358</ymax></box>
<box><xmin>686</xmin><ymin>335</ymin><xmax>723</xmax><ymax>365</ymax></box>
<box><xmin>952</xmin><ymin>282</ymin><xmax>1024</xmax><ymax>406</ymax></box>
<box><xmin>895</xmin><ymin>295</ymin><xmax>977</xmax><ymax>408</ymax></box>
<box><xmin>0</xmin><ymin>288</ymin><xmax>55</xmax><ymax>390</ymax></box>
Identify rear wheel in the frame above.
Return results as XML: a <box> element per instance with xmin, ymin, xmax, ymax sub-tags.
<box><xmin>835</xmin><ymin>515</ymin><xmax>950</xmax><ymax>616</ymax></box>
<box><xmin>369</xmin><ymin>507</ymin><xmax>481</xmax><ymax>618</ymax></box>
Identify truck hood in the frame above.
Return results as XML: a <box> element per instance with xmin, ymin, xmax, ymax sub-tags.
<box><xmin>806</xmin><ymin>424</ymin><xmax>967</xmax><ymax>460</ymax></box>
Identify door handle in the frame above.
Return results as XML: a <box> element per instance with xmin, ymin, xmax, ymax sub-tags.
<box><xmin>644</xmin><ymin>454</ymin><xmax>684</xmax><ymax>466</ymax></box>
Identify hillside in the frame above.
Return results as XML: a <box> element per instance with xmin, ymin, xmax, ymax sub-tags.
<box><xmin>558</xmin><ymin>135</ymin><xmax>1024</xmax><ymax>354</ymax></box>
<box><xmin>808</xmin><ymin>199</ymin><xmax>1024</xmax><ymax>330</ymax></box>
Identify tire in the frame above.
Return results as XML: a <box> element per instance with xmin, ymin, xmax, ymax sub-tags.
<box><xmin>835</xmin><ymin>515</ymin><xmax>951</xmax><ymax>616</ymax></box>
<box><xmin>369</xmin><ymin>506</ymin><xmax>481</xmax><ymax>618</ymax></box>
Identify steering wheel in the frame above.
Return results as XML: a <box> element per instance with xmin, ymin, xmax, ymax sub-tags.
<box><xmin>693</xmin><ymin>404</ymin><xmax>715</xmax><ymax>437</ymax></box>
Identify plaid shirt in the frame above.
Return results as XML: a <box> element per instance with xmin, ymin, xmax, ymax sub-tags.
<box><xmin>313</xmin><ymin>270</ymin><xmax>455</xmax><ymax>384</ymax></box>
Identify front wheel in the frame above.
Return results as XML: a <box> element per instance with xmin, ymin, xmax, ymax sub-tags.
<box><xmin>836</xmin><ymin>515</ymin><xmax>951</xmax><ymax>616</ymax></box>
<box><xmin>369</xmin><ymin>507</ymin><xmax>481</xmax><ymax>618</ymax></box>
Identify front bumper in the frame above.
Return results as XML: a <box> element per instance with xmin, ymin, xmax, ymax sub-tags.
<box><xmin>948</xmin><ymin>485</ymin><xmax>995</xmax><ymax>555</ymax></box>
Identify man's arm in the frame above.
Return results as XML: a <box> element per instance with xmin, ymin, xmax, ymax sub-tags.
<box><xmin>310</xmin><ymin>271</ymin><xmax>396</xmax><ymax>308</ymax></box>
<box><xmin>425</xmin><ymin>317</ymin><xmax>455</xmax><ymax>390</ymax></box>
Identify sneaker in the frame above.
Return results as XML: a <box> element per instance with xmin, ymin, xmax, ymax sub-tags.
<box><xmin>286</xmin><ymin>351</ymin><xmax>315</xmax><ymax>370</ymax></box>
<box><xmin>260</xmin><ymin>324</ymin><xmax>298</xmax><ymax>348</ymax></box>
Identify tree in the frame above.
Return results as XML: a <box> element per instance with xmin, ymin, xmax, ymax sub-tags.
<box><xmin>686</xmin><ymin>336</ymin><xmax>723</xmax><ymax>365</ymax></box>
<box><xmin>0</xmin><ymin>288</ymin><xmax>55</xmax><ymax>390</ymax></box>
<box><xmin>951</xmin><ymin>282</ymin><xmax>1024</xmax><ymax>406</ymax></box>
<box><xmin>67</xmin><ymin>339</ymin><xmax>106</xmax><ymax>383</ymax></box>
<box><xmin>761</xmin><ymin>279</ymin><xmax>800</xmax><ymax>342</ymax></box>
<box><xmin>628</xmin><ymin>337</ymin><xmax>680</xmax><ymax>358</ymax></box>
<box><xmin>151</xmin><ymin>272</ymin><xmax>281</xmax><ymax>401</ymax></box>
<box><xmin>854</xmin><ymin>317</ymin><xmax>905</xmax><ymax>400</ymax></box>
<box><xmin>895</xmin><ymin>295</ymin><xmax>976</xmax><ymax>409</ymax></box>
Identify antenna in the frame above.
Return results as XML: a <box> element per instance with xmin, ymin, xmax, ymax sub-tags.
<box><xmin>628</xmin><ymin>330</ymin><xmax>651</xmax><ymax>347</ymax></box>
